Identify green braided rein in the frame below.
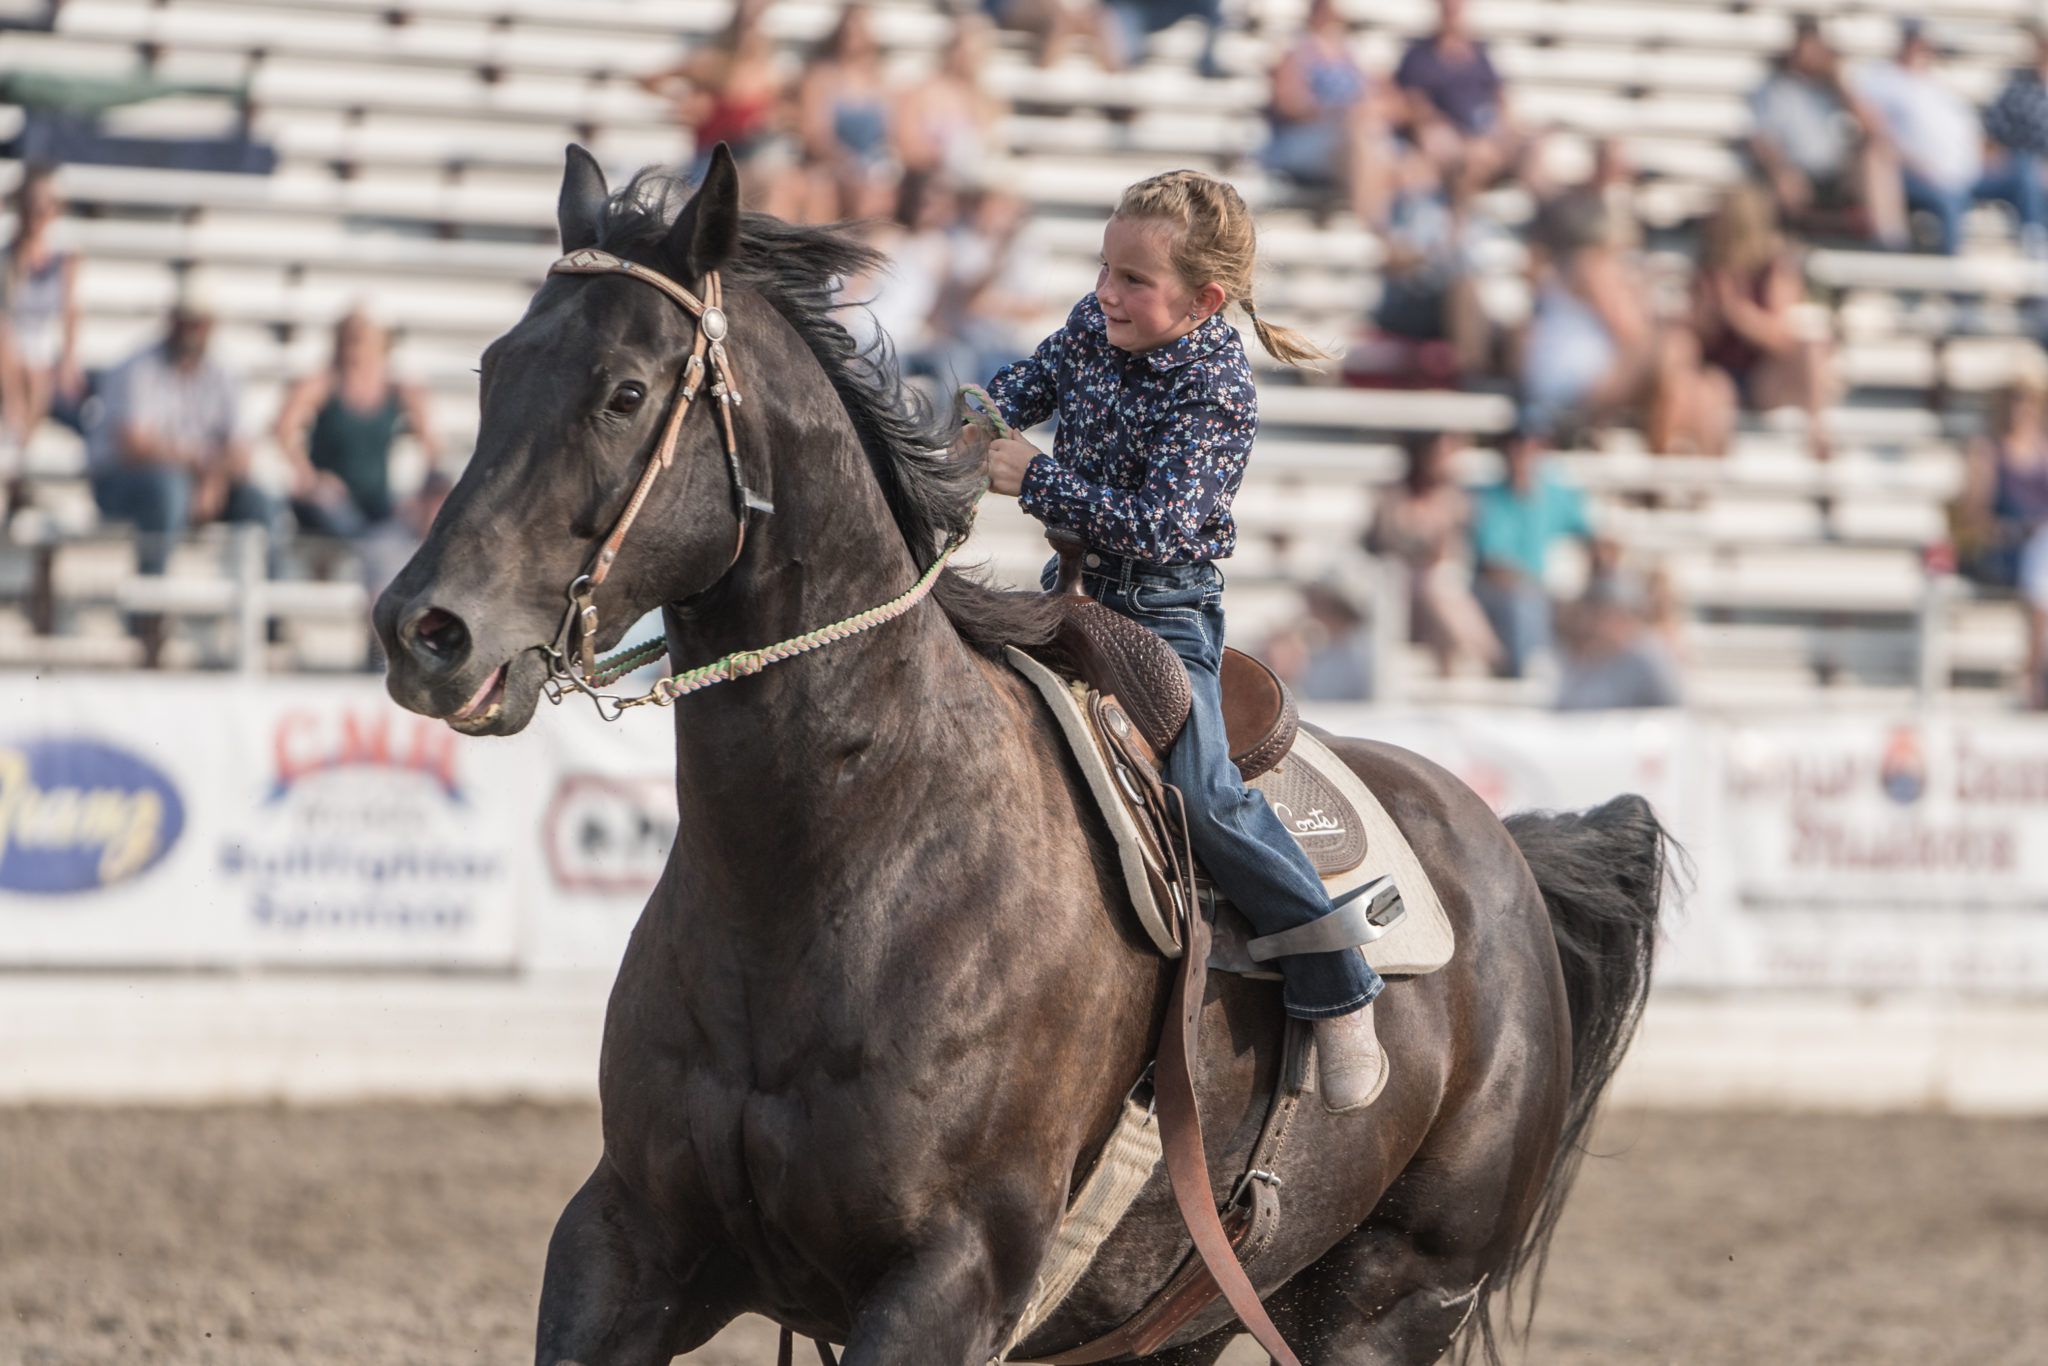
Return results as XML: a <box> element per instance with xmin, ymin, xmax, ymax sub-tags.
<box><xmin>582</xmin><ymin>385</ymin><xmax>1003</xmax><ymax>713</ymax></box>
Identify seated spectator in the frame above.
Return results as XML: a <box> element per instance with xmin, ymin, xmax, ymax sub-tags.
<box><xmin>1958</xmin><ymin>372</ymin><xmax>2048</xmax><ymax>586</ymax></box>
<box><xmin>87</xmin><ymin>295</ymin><xmax>282</xmax><ymax>580</ymax></box>
<box><xmin>1362</xmin><ymin>156</ymin><xmax>1493</xmax><ymax>380</ymax></box>
<box><xmin>1853</xmin><ymin>21</ymin><xmax>2038</xmax><ymax>255</ymax></box>
<box><xmin>1104</xmin><ymin>0</ymin><xmax>1227</xmax><ymax>79</ymax></box>
<box><xmin>895</xmin><ymin>18</ymin><xmax>1007</xmax><ymax>182</ymax></box>
<box><xmin>1981</xmin><ymin>21</ymin><xmax>2048</xmax><ymax>256</ymax></box>
<box><xmin>1520</xmin><ymin>191</ymin><xmax>1733</xmax><ymax>453</ymax></box>
<box><xmin>2012</xmin><ymin>550</ymin><xmax>2048</xmax><ymax>709</ymax></box>
<box><xmin>1692</xmin><ymin>186</ymin><xmax>1839</xmax><ymax>459</ymax></box>
<box><xmin>0</xmin><ymin>164</ymin><xmax>80</xmax><ymax>511</ymax></box>
<box><xmin>1748</xmin><ymin>16</ymin><xmax>1902</xmax><ymax>243</ymax></box>
<box><xmin>837</xmin><ymin>171</ymin><xmax>957</xmax><ymax>374</ymax></box>
<box><xmin>981</xmin><ymin>0</ymin><xmax>1116</xmax><ymax>71</ymax></box>
<box><xmin>1583</xmin><ymin>137</ymin><xmax>1643</xmax><ymax>250</ymax></box>
<box><xmin>273</xmin><ymin>310</ymin><xmax>442</xmax><ymax>544</ymax></box>
<box><xmin>1260</xmin><ymin>0</ymin><xmax>1393</xmax><ymax>227</ymax></box>
<box><xmin>1554</xmin><ymin>538</ymin><xmax>1685</xmax><ymax>710</ymax></box>
<box><xmin>1263</xmin><ymin>570</ymin><xmax>1377</xmax><ymax>702</ymax></box>
<box><xmin>638</xmin><ymin>0</ymin><xmax>795</xmax><ymax>213</ymax></box>
<box><xmin>930</xmin><ymin>186</ymin><xmax>1043</xmax><ymax>389</ymax></box>
<box><xmin>797</xmin><ymin>4</ymin><xmax>899</xmax><ymax>221</ymax></box>
<box><xmin>1365</xmin><ymin>430</ymin><xmax>1500</xmax><ymax>676</ymax></box>
<box><xmin>1393</xmin><ymin>0</ymin><xmax>1525</xmax><ymax>195</ymax></box>
<box><xmin>1955</xmin><ymin>373</ymin><xmax>2048</xmax><ymax>705</ymax></box>
<box><xmin>1469</xmin><ymin>426</ymin><xmax>1594</xmax><ymax>678</ymax></box>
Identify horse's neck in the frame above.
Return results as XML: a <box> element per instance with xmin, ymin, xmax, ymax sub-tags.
<box><xmin>639</xmin><ymin>424</ymin><xmax>1144</xmax><ymax>1075</ymax></box>
<box><xmin>659</xmin><ymin>431</ymin><xmax>1022</xmax><ymax>915</ymax></box>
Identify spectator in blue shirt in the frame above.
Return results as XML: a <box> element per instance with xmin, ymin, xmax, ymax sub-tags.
<box><xmin>1470</xmin><ymin>427</ymin><xmax>1593</xmax><ymax>677</ymax></box>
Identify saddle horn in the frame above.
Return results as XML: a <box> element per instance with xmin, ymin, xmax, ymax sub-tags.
<box><xmin>1048</xmin><ymin>529</ymin><xmax>1093</xmax><ymax>602</ymax></box>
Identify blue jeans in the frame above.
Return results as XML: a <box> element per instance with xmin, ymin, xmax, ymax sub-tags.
<box><xmin>91</xmin><ymin>465</ymin><xmax>283</xmax><ymax>575</ymax></box>
<box><xmin>1474</xmin><ymin>572</ymin><xmax>1553</xmax><ymax>679</ymax></box>
<box><xmin>1046</xmin><ymin>552</ymin><xmax>1384</xmax><ymax>1019</ymax></box>
<box><xmin>1905</xmin><ymin>155</ymin><xmax>2045</xmax><ymax>255</ymax></box>
<box><xmin>1108</xmin><ymin>0</ymin><xmax>1224</xmax><ymax>74</ymax></box>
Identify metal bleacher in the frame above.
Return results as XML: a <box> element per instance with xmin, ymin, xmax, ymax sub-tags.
<box><xmin>0</xmin><ymin>0</ymin><xmax>2039</xmax><ymax>703</ymax></box>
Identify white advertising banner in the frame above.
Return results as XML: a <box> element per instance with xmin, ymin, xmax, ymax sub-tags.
<box><xmin>1311</xmin><ymin>706</ymin><xmax>2048</xmax><ymax>993</ymax></box>
<box><xmin>1718</xmin><ymin>715</ymin><xmax>2048</xmax><ymax>992</ymax></box>
<box><xmin>0</xmin><ymin>675</ymin><xmax>535</xmax><ymax>967</ymax></box>
<box><xmin>520</xmin><ymin>713</ymin><xmax>679</xmax><ymax>974</ymax></box>
<box><xmin>0</xmin><ymin>677</ymin><xmax>238</xmax><ymax>964</ymax></box>
<box><xmin>8</xmin><ymin>673</ymin><xmax>2048</xmax><ymax>993</ymax></box>
<box><xmin>211</xmin><ymin>681</ymin><xmax>536</xmax><ymax>967</ymax></box>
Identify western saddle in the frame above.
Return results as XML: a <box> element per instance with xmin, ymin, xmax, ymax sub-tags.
<box><xmin>1036</xmin><ymin>531</ymin><xmax>1298</xmax><ymax>783</ymax></box>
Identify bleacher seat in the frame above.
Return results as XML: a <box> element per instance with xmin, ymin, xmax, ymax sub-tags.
<box><xmin>0</xmin><ymin>0</ymin><xmax>2040</xmax><ymax>699</ymax></box>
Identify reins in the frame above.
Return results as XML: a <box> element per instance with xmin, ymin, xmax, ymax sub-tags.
<box><xmin>533</xmin><ymin>245</ymin><xmax>993</xmax><ymax>721</ymax></box>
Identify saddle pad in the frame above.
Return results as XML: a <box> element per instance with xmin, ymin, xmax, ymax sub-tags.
<box><xmin>1007</xmin><ymin>647</ymin><xmax>1454</xmax><ymax>978</ymax></box>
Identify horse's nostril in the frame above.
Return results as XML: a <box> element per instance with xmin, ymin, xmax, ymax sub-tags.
<box><xmin>413</xmin><ymin>607</ymin><xmax>471</xmax><ymax>661</ymax></box>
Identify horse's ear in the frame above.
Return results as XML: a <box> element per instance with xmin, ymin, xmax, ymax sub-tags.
<box><xmin>558</xmin><ymin>144</ymin><xmax>608</xmax><ymax>253</ymax></box>
<box><xmin>667</xmin><ymin>143</ymin><xmax>741</xmax><ymax>280</ymax></box>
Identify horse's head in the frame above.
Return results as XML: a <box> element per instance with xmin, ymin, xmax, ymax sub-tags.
<box><xmin>374</xmin><ymin>145</ymin><xmax>755</xmax><ymax>735</ymax></box>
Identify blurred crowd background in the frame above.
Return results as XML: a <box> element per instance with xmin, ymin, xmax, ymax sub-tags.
<box><xmin>6</xmin><ymin>0</ymin><xmax>2048</xmax><ymax>713</ymax></box>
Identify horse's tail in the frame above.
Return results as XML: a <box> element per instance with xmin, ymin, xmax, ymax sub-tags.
<box><xmin>1471</xmin><ymin>793</ymin><xmax>1680</xmax><ymax>1364</ymax></box>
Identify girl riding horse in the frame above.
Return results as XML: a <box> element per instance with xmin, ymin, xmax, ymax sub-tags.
<box><xmin>959</xmin><ymin>170</ymin><xmax>1391</xmax><ymax>1110</ymax></box>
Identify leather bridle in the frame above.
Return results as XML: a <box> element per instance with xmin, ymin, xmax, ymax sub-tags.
<box><xmin>536</xmin><ymin>247</ymin><xmax>773</xmax><ymax>712</ymax></box>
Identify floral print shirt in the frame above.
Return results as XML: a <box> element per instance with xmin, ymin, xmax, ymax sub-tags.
<box><xmin>986</xmin><ymin>293</ymin><xmax>1257</xmax><ymax>565</ymax></box>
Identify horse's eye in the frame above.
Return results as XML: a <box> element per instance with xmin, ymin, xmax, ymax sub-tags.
<box><xmin>607</xmin><ymin>382</ymin><xmax>646</xmax><ymax>414</ymax></box>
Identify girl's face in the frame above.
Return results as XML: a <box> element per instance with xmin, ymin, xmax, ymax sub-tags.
<box><xmin>1096</xmin><ymin>215</ymin><xmax>1209</xmax><ymax>354</ymax></box>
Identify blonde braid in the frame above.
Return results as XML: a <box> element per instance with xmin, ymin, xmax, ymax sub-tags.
<box><xmin>1114</xmin><ymin>169</ymin><xmax>1331</xmax><ymax>368</ymax></box>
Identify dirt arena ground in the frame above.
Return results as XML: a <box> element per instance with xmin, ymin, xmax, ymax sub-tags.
<box><xmin>3</xmin><ymin>1105</ymin><xmax>2044</xmax><ymax>1365</ymax></box>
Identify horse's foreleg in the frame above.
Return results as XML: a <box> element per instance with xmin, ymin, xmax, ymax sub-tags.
<box><xmin>838</xmin><ymin>1223</ymin><xmax>1011</xmax><ymax>1366</ymax></box>
<box><xmin>534</xmin><ymin>1160</ymin><xmax>735</xmax><ymax>1366</ymax></box>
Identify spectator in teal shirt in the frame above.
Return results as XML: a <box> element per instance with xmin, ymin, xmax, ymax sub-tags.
<box><xmin>1470</xmin><ymin>427</ymin><xmax>1592</xmax><ymax>676</ymax></box>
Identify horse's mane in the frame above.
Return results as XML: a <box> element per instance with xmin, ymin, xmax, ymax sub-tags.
<box><xmin>595</xmin><ymin>169</ymin><xmax>1061</xmax><ymax>656</ymax></box>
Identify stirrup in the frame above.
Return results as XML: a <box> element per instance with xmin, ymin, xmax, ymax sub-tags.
<box><xmin>1244</xmin><ymin>875</ymin><xmax>1404</xmax><ymax>963</ymax></box>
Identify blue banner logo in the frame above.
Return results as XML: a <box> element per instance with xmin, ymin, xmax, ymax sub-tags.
<box><xmin>0</xmin><ymin>738</ymin><xmax>186</xmax><ymax>894</ymax></box>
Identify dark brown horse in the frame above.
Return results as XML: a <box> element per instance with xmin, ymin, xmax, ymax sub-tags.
<box><xmin>373</xmin><ymin>147</ymin><xmax>1676</xmax><ymax>1366</ymax></box>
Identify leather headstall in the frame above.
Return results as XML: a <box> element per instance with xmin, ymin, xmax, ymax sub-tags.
<box><xmin>541</xmin><ymin>247</ymin><xmax>774</xmax><ymax>688</ymax></box>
